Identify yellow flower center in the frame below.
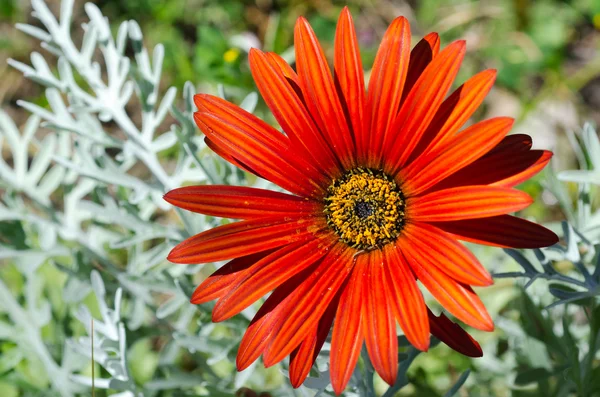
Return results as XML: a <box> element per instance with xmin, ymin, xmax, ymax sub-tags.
<box><xmin>324</xmin><ymin>168</ymin><xmax>405</xmax><ymax>250</ymax></box>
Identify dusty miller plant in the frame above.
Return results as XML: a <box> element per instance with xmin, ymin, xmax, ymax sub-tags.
<box><xmin>1</xmin><ymin>0</ymin><xmax>598</xmax><ymax>396</ymax></box>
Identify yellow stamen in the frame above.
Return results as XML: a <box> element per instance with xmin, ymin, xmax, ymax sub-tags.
<box><xmin>324</xmin><ymin>168</ymin><xmax>405</xmax><ymax>250</ymax></box>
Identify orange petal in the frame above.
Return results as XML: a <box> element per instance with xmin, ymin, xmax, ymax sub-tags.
<box><xmin>401</xmin><ymin>223</ymin><xmax>493</xmax><ymax>286</ymax></box>
<box><xmin>402</xmin><ymin>241</ymin><xmax>494</xmax><ymax>331</ymax></box>
<box><xmin>263</xmin><ymin>246</ymin><xmax>353</xmax><ymax>367</ymax></box>
<box><xmin>334</xmin><ymin>7</ymin><xmax>366</xmax><ymax>164</ymax></box>
<box><xmin>204</xmin><ymin>137</ymin><xmax>255</xmax><ymax>174</ymax></box>
<box><xmin>164</xmin><ymin>185</ymin><xmax>321</xmax><ymax>219</ymax></box>
<box><xmin>295</xmin><ymin>17</ymin><xmax>355</xmax><ymax>169</ymax></box>
<box><xmin>248</xmin><ymin>48</ymin><xmax>341</xmax><ymax>177</ymax></box>
<box><xmin>212</xmin><ymin>238</ymin><xmax>331</xmax><ymax>321</ymax></box>
<box><xmin>400</xmin><ymin>32</ymin><xmax>441</xmax><ymax>105</ymax></box>
<box><xmin>236</xmin><ymin>266</ymin><xmax>314</xmax><ymax>371</ymax></box>
<box><xmin>190</xmin><ymin>250</ymin><xmax>274</xmax><ymax>304</ymax></box>
<box><xmin>428</xmin><ymin>309</ymin><xmax>483</xmax><ymax>357</ymax></box>
<box><xmin>167</xmin><ymin>217</ymin><xmax>325</xmax><ymax>264</ymax></box>
<box><xmin>330</xmin><ymin>255</ymin><xmax>366</xmax><ymax>395</ymax></box>
<box><xmin>432</xmin><ymin>215</ymin><xmax>559</xmax><ymax>248</ymax></box>
<box><xmin>384</xmin><ymin>41</ymin><xmax>466</xmax><ymax>173</ymax></box>
<box><xmin>289</xmin><ymin>292</ymin><xmax>339</xmax><ymax>388</ymax></box>
<box><xmin>433</xmin><ymin>150</ymin><xmax>553</xmax><ymax>190</ymax></box>
<box><xmin>195</xmin><ymin>111</ymin><xmax>325</xmax><ymax>197</ymax></box>
<box><xmin>408</xmin><ymin>186</ymin><xmax>533</xmax><ymax>222</ymax></box>
<box><xmin>365</xmin><ymin>16</ymin><xmax>411</xmax><ymax>168</ymax></box>
<box><xmin>400</xmin><ymin>117</ymin><xmax>514</xmax><ymax>196</ymax></box>
<box><xmin>384</xmin><ymin>247</ymin><xmax>430</xmax><ymax>351</ymax></box>
<box><xmin>410</xmin><ymin>69</ymin><xmax>497</xmax><ymax>162</ymax></box>
<box><xmin>362</xmin><ymin>250</ymin><xmax>398</xmax><ymax>386</ymax></box>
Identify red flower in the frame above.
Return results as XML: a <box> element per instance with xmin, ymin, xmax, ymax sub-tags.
<box><xmin>165</xmin><ymin>7</ymin><xmax>557</xmax><ymax>394</ymax></box>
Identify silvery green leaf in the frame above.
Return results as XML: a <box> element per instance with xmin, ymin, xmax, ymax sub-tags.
<box><xmin>582</xmin><ymin>123</ymin><xmax>600</xmax><ymax>170</ymax></box>
<box><xmin>240</xmin><ymin>92</ymin><xmax>258</xmax><ymax>113</ymax></box>
<box><xmin>63</xmin><ymin>277</ymin><xmax>92</xmax><ymax>303</ymax></box>
<box><xmin>15</xmin><ymin>23</ymin><xmax>52</xmax><ymax>42</ymax></box>
<box><xmin>558</xmin><ymin>170</ymin><xmax>600</xmax><ymax>185</ymax></box>
<box><xmin>156</xmin><ymin>295</ymin><xmax>187</xmax><ymax>319</ymax></box>
<box><xmin>84</xmin><ymin>3</ymin><xmax>110</xmax><ymax>42</ymax></box>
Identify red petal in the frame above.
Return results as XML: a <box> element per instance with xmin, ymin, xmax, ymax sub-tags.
<box><xmin>362</xmin><ymin>250</ymin><xmax>398</xmax><ymax>386</ymax></box>
<box><xmin>487</xmin><ymin>133</ymin><xmax>532</xmax><ymax>155</ymax></box>
<box><xmin>263</xmin><ymin>246</ymin><xmax>353</xmax><ymax>367</ymax></box>
<box><xmin>428</xmin><ymin>309</ymin><xmax>483</xmax><ymax>357</ymax></box>
<box><xmin>190</xmin><ymin>250</ymin><xmax>274</xmax><ymax>304</ymax></box>
<box><xmin>365</xmin><ymin>16</ymin><xmax>411</xmax><ymax>168</ymax></box>
<box><xmin>168</xmin><ymin>217</ymin><xmax>325</xmax><ymax>264</ymax></box>
<box><xmin>432</xmin><ymin>215</ymin><xmax>559</xmax><ymax>248</ymax></box>
<box><xmin>330</xmin><ymin>255</ymin><xmax>366</xmax><ymax>395</ymax></box>
<box><xmin>400</xmin><ymin>32</ymin><xmax>441</xmax><ymax>105</ymax></box>
<box><xmin>400</xmin><ymin>117</ymin><xmax>514</xmax><ymax>196</ymax></box>
<box><xmin>249</xmin><ymin>48</ymin><xmax>341</xmax><ymax>177</ymax></box>
<box><xmin>204</xmin><ymin>137</ymin><xmax>255</xmax><ymax>174</ymax></box>
<box><xmin>410</xmin><ymin>69</ymin><xmax>497</xmax><ymax>162</ymax></box>
<box><xmin>265</xmin><ymin>52</ymin><xmax>301</xmax><ymax>87</ymax></box>
<box><xmin>408</xmin><ymin>186</ymin><xmax>533</xmax><ymax>222</ymax></box>
<box><xmin>334</xmin><ymin>7</ymin><xmax>366</xmax><ymax>164</ymax></box>
<box><xmin>384</xmin><ymin>247</ymin><xmax>430</xmax><ymax>351</ymax></box>
<box><xmin>195</xmin><ymin>111</ymin><xmax>324</xmax><ymax>198</ymax></box>
<box><xmin>384</xmin><ymin>41</ymin><xmax>466</xmax><ymax>173</ymax></box>
<box><xmin>400</xmin><ymin>223</ymin><xmax>493</xmax><ymax>286</ymax></box>
<box><xmin>401</xmin><ymin>241</ymin><xmax>494</xmax><ymax>331</ymax></box>
<box><xmin>164</xmin><ymin>185</ymin><xmax>321</xmax><ymax>219</ymax></box>
<box><xmin>289</xmin><ymin>292</ymin><xmax>339</xmax><ymax>388</ymax></box>
<box><xmin>433</xmin><ymin>150</ymin><xmax>552</xmax><ymax>190</ymax></box>
<box><xmin>295</xmin><ymin>17</ymin><xmax>355</xmax><ymax>169</ymax></box>
<box><xmin>236</xmin><ymin>265</ymin><xmax>315</xmax><ymax>371</ymax></box>
<box><xmin>212</xmin><ymin>238</ymin><xmax>333</xmax><ymax>321</ymax></box>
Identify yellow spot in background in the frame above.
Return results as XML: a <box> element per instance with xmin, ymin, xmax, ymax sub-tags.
<box><xmin>594</xmin><ymin>14</ymin><xmax>600</xmax><ymax>30</ymax></box>
<box><xmin>223</xmin><ymin>48</ymin><xmax>240</xmax><ymax>63</ymax></box>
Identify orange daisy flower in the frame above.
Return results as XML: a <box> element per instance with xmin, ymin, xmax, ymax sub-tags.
<box><xmin>165</xmin><ymin>7</ymin><xmax>558</xmax><ymax>394</ymax></box>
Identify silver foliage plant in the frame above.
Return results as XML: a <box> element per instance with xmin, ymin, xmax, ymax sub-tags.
<box><xmin>1</xmin><ymin>0</ymin><xmax>599</xmax><ymax>396</ymax></box>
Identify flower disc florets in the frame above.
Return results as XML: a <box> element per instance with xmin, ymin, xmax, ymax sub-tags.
<box><xmin>324</xmin><ymin>168</ymin><xmax>405</xmax><ymax>250</ymax></box>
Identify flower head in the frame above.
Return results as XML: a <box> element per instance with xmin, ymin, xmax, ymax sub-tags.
<box><xmin>165</xmin><ymin>7</ymin><xmax>557</xmax><ymax>394</ymax></box>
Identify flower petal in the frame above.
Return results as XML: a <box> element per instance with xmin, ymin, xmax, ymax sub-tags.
<box><xmin>334</xmin><ymin>7</ymin><xmax>366</xmax><ymax>163</ymax></box>
<box><xmin>289</xmin><ymin>293</ymin><xmax>339</xmax><ymax>388</ymax></box>
<box><xmin>401</xmin><ymin>241</ymin><xmax>494</xmax><ymax>331</ymax></box>
<box><xmin>204</xmin><ymin>137</ymin><xmax>255</xmax><ymax>174</ymax></box>
<box><xmin>365</xmin><ymin>16</ymin><xmax>411</xmax><ymax>168</ymax></box>
<box><xmin>401</xmin><ymin>223</ymin><xmax>493</xmax><ymax>286</ymax></box>
<box><xmin>362</xmin><ymin>250</ymin><xmax>398</xmax><ymax>386</ymax></box>
<box><xmin>164</xmin><ymin>185</ymin><xmax>321</xmax><ymax>220</ymax></box>
<box><xmin>295</xmin><ymin>17</ymin><xmax>355</xmax><ymax>169</ymax></box>
<box><xmin>400</xmin><ymin>32</ymin><xmax>441</xmax><ymax>105</ymax></box>
<box><xmin>400</xmin><ymin>117</ymin><xmax>515</xmax><ymax>196</ymax></box>
<box><xmin>212</xmin><ymin>238</ymin><xmax>333</xmax><ymax>321</ymax></box>
<box><xmin>249</xmin><ymin>48</ymin><xmax>341</xmax><ymax>177</ymax></box>
<box><xmin>263</xmin><ymin>246</ymin><xmax>353</xmax><ymax>367</ymax></box>
<box><xmin>409</xmin><ymin>69</ymin><xmax>497</xmax><ymax>162</ymax></box>
<box><xmin>433</xmin><ymin>150</ymin><xmax>552</xmax><ymax>190</ymax></box>
<box><xmin>168</xmin><ymin>217</ymin><xmax>325</xmax><ymax>264</ymax></box>
<box><xmin>190</xmin><ymin>250</ymin><xmax>274</xmax><ymax>304</ymax></box>
<box><xmin>407</xmin><ymin>186</ymin><xmax>533</xmax><ymax>222</ymax></box>
<box><xmin>428</xmin><ymin>309</ymin><xmax>483</xmax><ymax>357</ymax></box>
<box><xmin>384</xmin><ymin>247</ymin><xmax>430</xmax><ymax>351</ymax></box>
<box><xmin>487</xmin><ymin>133</ymin><xmax>532</xmax><ymax>155</ymax></box>
<box><xmin>384</xmin><ymin>41</ymin><xmax>466</xmax><ymax>173</ymax></box>
<box><xmin>236</xmin><ymin>265</ymin><xmax>315</xmax><ymax>371</ymax></box>
<box><xmin>195</xmin><ymin>110</ymin><xmax>325</xmax><ymax>197</ymax></box>
<box><xmin>330</xmin><ymin>255</ymin><xmax>366</xmax><ymax>395</ymax></box>
<box><xmin>432</xmin><ymin>215</ymin><xmax>559</xmax><ymax>248</ymax></box>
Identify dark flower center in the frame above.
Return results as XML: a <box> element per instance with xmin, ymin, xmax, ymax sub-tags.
<box><xmin>324</xmin><ymin>168</ymin><xmax>405</xmax><ymax>250</ymax></box>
